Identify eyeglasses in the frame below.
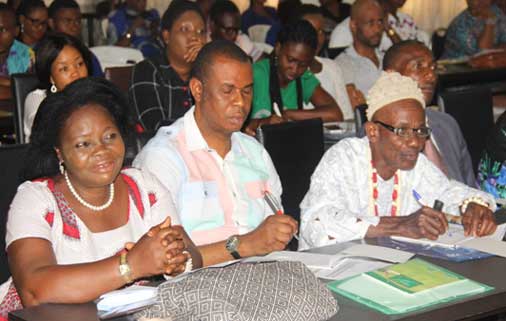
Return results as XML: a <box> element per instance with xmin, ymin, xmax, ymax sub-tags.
<box><xmin>374</xmin><ymin>121</ymin><xmax>432</xmax><ymax>139</ymax></box>
<box><xmin>25</xmin><ymin>16</ymin><xmax>48</xmax><ymax>28</ymax></box>
<box><xmin>216</xmin><ymin>22</ymin><xmax>240</xmax><ymax>35</ymax></box>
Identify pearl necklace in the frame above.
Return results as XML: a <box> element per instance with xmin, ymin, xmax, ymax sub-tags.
<box><xmin>64</xmin><ymin>170</ymin><xmax>115</xmax><ymax>211</ymax></box>
<box><xmin>370</xmin><ymin>161</ymin><xmax>400</xmax><ymax>217</ymax></box>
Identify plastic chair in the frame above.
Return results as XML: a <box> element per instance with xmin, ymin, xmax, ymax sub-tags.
<box><xmin>11</xmin><ymin>73</ymin><xmax>39</xmax><ymax>144</ymax></box>
<box><xmin>90</xmin><ymin>46</ymin><xmax>143</xmax><ymax>70</ymax></box>
<box><xmin>248</xmin><ymin>24</ymin><xmax>271</xmax><ymax>43</ymax></box>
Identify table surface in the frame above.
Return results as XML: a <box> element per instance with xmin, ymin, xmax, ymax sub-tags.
<box><xmin>9</xmin><ymin>240</ymin><xmax>506</xmax><ymax>321</ymax></box>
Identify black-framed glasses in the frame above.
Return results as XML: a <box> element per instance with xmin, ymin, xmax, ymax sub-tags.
<box><xmin>216</xmin><ymin>22</ymin><xmax>240</xmax><ymax>35</ymax></box>
<box><xmin>25</xmin><ymin>16</ymin><xmax>48</xmax><ymax>28</ymax></box>
<box><xmin>374</xmin><ymin>121</ymin><xmax>432</xmax><ymax>139</ymax></box>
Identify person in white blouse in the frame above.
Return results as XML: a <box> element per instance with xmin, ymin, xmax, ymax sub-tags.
<box><xmin>23</xmin><ymin>32</ymin><xmax>89</xmax><ymax>140</ymax></box>
<box><xmin>299</xmin><ymin>72</ymin><xmax>496</xmax><ymax>249</ymax></box>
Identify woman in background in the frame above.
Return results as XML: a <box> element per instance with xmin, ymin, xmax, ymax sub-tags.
<box><xmin>23</xmin><ymin>33</ymin><xmax>90</xmax><ymax>140</ymax></box>
<box><xmin>17</xmin><ymin>0</ymin><xmax>48</xmax><ymax>49</ymax></box>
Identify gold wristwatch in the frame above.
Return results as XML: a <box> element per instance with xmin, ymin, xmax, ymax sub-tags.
<box><xmin>119</xmin><ymin>253</ymin><xmax>133</xmax><ymax>283</ymax></box>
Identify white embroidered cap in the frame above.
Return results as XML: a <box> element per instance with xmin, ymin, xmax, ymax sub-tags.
<box><xmin>366</xmin><ymin>71</ymin><xmax>425</xmax><ymax>120</ymax></box>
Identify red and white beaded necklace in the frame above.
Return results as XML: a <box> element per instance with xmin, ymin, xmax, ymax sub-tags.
<box><xmin>369</xmin><ymin>160</ymin><xmax>401</xmax><ymax>217</ymax></box>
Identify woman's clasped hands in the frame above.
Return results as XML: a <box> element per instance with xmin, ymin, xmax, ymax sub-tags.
<box><xmin>124</xmin><ymin>217</ymin><xmax>189</xmax><ymax>280</ymax></box>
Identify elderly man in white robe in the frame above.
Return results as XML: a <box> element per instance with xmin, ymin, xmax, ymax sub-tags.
<box><xmin>300</xmin><ymin>72</ymin><xmax>497</xmax><ymax>249</ymax></box>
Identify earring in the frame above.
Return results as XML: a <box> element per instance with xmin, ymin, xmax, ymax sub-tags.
<box><xmin>20</xmin><ymin>24</ymin><xmax>24</xmax><ymax>33</ymax></box>
<box><xmin>59</xmin><ymin>161</ymin><xmax>65</xmax><ymax>175</ymax></box>
<box><xmin>50</xmin><ymin>84</ymin><xmax>57</xmax><ymax>93</ymax></box>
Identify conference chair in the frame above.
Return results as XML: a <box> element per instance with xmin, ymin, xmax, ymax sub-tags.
<box><xmin>0</xmin><ymin>144</ymin><xmax>28</xmax><ymax>283</ymax></box>
<box><xmin>257</xmin><ymin>118</ymin><xmax>324</xmax><ymax>250</ymax></box>
<box><xmin>354</xmin><ymin>104</ymin><xmax>368</xmax><ymax>132</ymax></box>
<box><xmin>440</xmin><ymin>86</ymin><xmax>494</xmax><ymax>174</ymax></box>
<box><xmin>90</xmin><ymin>46</ymin><xmax>143</xmax><ymax>70</ymax></box>
<box><xmin>11</xmin><ymin>73</ymin><xmax>39</xmax><ymax>144</ymax></box>
<box><xmin>104</xmin><ymin>65</ymin><xmax>134</xmax><ymax>94</ymax></box>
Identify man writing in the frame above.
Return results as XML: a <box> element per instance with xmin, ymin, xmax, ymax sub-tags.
<box><xmin>134</xmin><ymin>40</ymin><xmax>298</xmax><ymax>265</ymax></box>
<box><xmin>300</xmin><ymin>71</ymin><xmax>496</xmax><ymax>248</ymax></box>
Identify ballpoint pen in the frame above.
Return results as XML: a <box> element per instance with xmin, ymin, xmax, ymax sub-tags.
<box><xmin>412</xmin><ymin>190</ymin><xmax>462</xmax><ymax>225</ymax></box>
<box><xmin>263</xmin><ymin>191</ymin><xmax>299</xmax><ymax>240</ymax></box>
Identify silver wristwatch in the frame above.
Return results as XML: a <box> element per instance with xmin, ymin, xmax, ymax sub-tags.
<box><xmin>225</xmin><ymin>235</ymin><xmax>241</xmax><ymax>259</ymax></box>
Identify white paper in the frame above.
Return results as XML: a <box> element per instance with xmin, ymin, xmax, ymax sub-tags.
<box><xmin>339</xmin><ymin>244</ymin><xmax>414</xmax><ymax>263</ymax></box>
<box><xmin>97</xmin><ymin>285</ymin><xmax>157</xmax><ymax>311</ymax></box>
<box><xmin>392</xmin><ymin>223</ymin><xmax>506</xmax><ymax>249</ymax></box>
<box><xmin>315</xmin><ymin>258</ymin><xmax>391</xmax><ymax>280</ymax></box>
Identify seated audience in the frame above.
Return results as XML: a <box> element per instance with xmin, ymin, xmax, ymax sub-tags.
<box><xmin>129</xmin><ymin>0</ymin><xmax>206</xmax><ymax>132</ymax></box>
<box><xmin>209</xmin><ymin>0</ymin><xmax>264</xmax><ymax>62</ymax></box>
<box><xmin>443</xmin><ymin>0</ymin><xmax>506</xmax><ymax>59</ymax></box>
<box><xmin>246</xmin><ymin>20</ymin><xmax>343</xmax><ymax>135</ymax></box>
<box><xmin>241</xmin><ymin>0</ymin><xmax>281</xmax><ymax>46</ymax></box>
<box><xmin>107</xmin><ymin>0</ymin><xmax>161</xmax><ymax>57</ymax></box>
<box><xmin>300</xmin><ymin>72</ymin><xmax>496</xmax><ymax>248</ymax></box>
<box><xmin>319</xmin><ymin>0</ymin><xmax>350</xmax><ymax>32</ymax></box>
<box><xmin>478</xmin><ymin>112</ymin><xmax>506</xmax><ymax>199</ymax></box>
<box><xmin>24</xmin><ymin>33</ymin><xmax>90</xmax><ymax>140</ymax></box>
<box><xmin>0</xmin><ymin>4</ymin><xmax>34</xmax><ymax>100</ymax></box>
<box><xmin>0</xmin><ymin>77</ymin><xmax>200</xmax><ymax>318</ymax></box>
<box><xmin>329</xmin><ymin>0</ymin><xmax>428</xmax><ymax>52</ymax></box>
<box><xmin>17</xmin><ymin>0</ymin><xmax>48</xmax><ymax>50</ymax></box>
<box><xmin>298</xmin><ymin>4</ymin><xmax>354</xmax><ymax>120</ymax></box>
<box><xmin>48</xmin><ymin>0</ymin><xmax>104</xmax><ymax>77</ymax></box>
<box><xmin>134</xmin><ymin>41</ymin><xmax>298</xmax><ymax>265</ymax></box>
<box><xmin>383</xmin><ymin>40</ymin><xmax>476</xmax><ymax>187</ymax></box>
<box><xmin>335</xmin><ymin>0</ymin><xmax>384</xmax><ymax>97</ymax></box>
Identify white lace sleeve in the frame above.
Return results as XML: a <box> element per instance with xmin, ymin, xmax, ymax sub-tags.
<box><xmin>300</xmin><ymin>139</ymin><xmax>379</xmax><ymax>249</ymax></box>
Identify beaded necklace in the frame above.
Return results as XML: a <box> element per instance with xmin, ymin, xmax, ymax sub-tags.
<box><xmin>370</xmin><ymin>161</ymin><xmax>400</xmax><ymax>216</ymax></box>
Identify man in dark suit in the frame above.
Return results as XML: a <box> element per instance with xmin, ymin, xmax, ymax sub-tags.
<box><xmin>383</xmin><ymin>40</ymin><xmax>476</xmax><ymax>186</ymax></box>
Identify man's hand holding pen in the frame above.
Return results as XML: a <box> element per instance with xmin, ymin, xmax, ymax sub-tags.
<box><xmin>462</xmin><ymin>202</ymin><xmax>497</xmax><ymax>237</ymax></box>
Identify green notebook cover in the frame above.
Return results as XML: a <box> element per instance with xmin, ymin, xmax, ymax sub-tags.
<box><xmin>327</xmin><ymin>259</ymin><xmax>494</xmax><ymax>315</ymax></box>
<box><xmin>365</xmin><ymin>258</ymin><xmax>464</xmax><ymax>294</ymax></box>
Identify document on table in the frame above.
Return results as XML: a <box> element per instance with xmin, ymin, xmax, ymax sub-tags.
<box><xmin>392</xmin><ymin>223</ymin><xmax>506</xmax><ymax>256</ymax></box>
<box><xmin>96</xmin><ymin>285</ymin><xmax>157</xmax><ymax>319</ymax></box>
<box><xmin>243</xmin><ymin>244</ymin><xmax>414</xmax><ymax>280</ymax></box>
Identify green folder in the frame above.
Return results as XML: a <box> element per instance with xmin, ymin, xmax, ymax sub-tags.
<box><xmin>327</xmin><ymin>258</ymin><xmax>494</xmax><ymax>315</ymax></box>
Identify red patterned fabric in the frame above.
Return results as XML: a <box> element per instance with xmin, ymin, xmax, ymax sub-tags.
<box><xmin>148</xmin><ymin>192</ymin><xmax>157</xmax><ymax>207</ymax></box>
<box><xmin>52</xmin><ymin>191</ymin><xmax>81</xmax><ymax>239</ymax></box>
<box><xmin>0</xmin><ymin>282</ymin><xmax>22</xmax><ymax>321</ymax></box>
<box><xmin>121</xmin><ymin>174</ymin><xmax>144</xmax><ymax>218</ymax></box>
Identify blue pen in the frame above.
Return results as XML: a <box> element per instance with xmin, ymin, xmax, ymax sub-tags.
<box><xmin>412</xmin><ymin>189</ymin><xmax>450</xmax><ymax>235</ymax></box>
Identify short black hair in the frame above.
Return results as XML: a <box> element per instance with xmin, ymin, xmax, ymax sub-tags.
<box><xmin>383</xmin><ymin>40</ymin><xmax>429</xmax><ymax>70</ymax></box>
<box><xmin>209</xmin><ymin>0</ymin><xmax>239</xmax><ymax>23</ymax></box>
<box><xmin>294</xmin><ymin>3</ymin><xmax>322</xmax><ymax>21</ymax></box>
<box><xmin>35</xmin><ymin>32</ymin><xmax>92</xmax><ymax>91</ymax></box>
<box><xmin>16</xmin><ymin>0</ymin><xmax>46</xmax><ymax>17</ymax></box>
<box><xmin>191</xmin><ymin>40</ymin><xmax>251</xmax><ymax>81</ymax></box>
<box><xmin>23</xmin><ymin>77</ymin><xmax>133</xmax><ymax>181</ymax></box>
<box><xmin>161</xmin><ymin>0</ymin><xmax>204</xmax><ymax>32</ymax></box>
<box><xmin>0</xmin><ymin>3</ymin><xmax>16</xmax><ymax>17</ymax></box>
<box><xmin>48</xmin><ymin>0</ymin><xmax>80</xmax><ymax>18</ymax></box>
<box><xmin>277</xmin><ymin>19</ymin><xmax>318</xmax><ymax>51</ymax></box>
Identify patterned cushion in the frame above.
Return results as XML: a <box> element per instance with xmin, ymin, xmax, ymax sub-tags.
<box><xmin>135</xmin><ymin>261</ymin><xmax>338</xmax><ymax>321</ymax></box>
